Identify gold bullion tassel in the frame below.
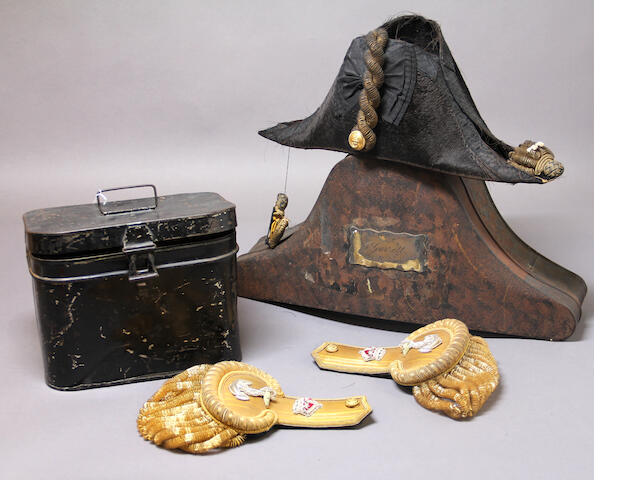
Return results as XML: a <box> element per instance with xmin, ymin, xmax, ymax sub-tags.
<box><xmin>412</xmin><ymin>336</ymin><xmax>499</xmax><ymax>419</ymax></box>
<box><xmin>266</xmin><ymin>193</ymin><xmax>289</xmax><ymax>248</ymax></box>
<box><xmin>508</xmin><ymin>140</ymin><xmax>564</xmax><ymax>180</ymax></box>
<box><xmin>137</xmin><ymin>365</ymin><xmax>246</xmax><ymax>454</ymax></box>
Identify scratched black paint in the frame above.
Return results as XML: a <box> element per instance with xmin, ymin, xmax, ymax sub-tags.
<box><xmin>24</xmin><ymin>192</ymin><xmax>240</xmax><ymax>390</ymax></box>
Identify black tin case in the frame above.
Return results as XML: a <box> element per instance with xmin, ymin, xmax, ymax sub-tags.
<box><xmin>23</xmin><ymin>186</ymin><xmax>240</xmax><ymax>390</ymax></box>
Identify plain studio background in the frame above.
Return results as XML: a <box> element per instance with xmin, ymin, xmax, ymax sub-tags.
<box><xmin>0</xmin><ymin>1</ymin><xmax>592</xmax><ymax>479</ymax></box>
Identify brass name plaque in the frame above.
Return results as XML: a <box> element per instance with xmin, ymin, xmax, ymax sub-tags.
<box><xmin>347</xmin><ymin>226</ymin><xmax>428</xmax><ymax>273</ymax></box>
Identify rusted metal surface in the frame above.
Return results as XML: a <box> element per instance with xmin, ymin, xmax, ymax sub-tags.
<box><xmin>238</xmin><ymin>155</ymin><xmax>586</xmax><ymax>340</ymax></box>
<box><xmin>24</xmin><ymin>192</ymin><xmax>241</xmax><ymax>390</ymax></box>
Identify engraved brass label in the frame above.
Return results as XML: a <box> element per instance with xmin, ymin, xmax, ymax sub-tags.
<box><xmin>347</xmin><ymin>226</ymin><xmax>427</xmax><ymax>273</ymax></box>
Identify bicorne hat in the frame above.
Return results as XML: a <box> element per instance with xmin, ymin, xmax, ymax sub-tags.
<box><xmin>259</xmin><ymin>15</ymin><xmax>563</xmax><ymax>184</ymax></box>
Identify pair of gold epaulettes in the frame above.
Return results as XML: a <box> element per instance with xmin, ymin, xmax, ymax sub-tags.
<box><xmin>138</xmin><ymin>318</ymin><xmax>498</xmax><ymax>454</ymax></box>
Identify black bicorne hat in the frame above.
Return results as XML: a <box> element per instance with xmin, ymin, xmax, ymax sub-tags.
<box><xmin>259</xmin><ymin>15</ymin><xmax>563</xmax><ymax>184</ymax></box>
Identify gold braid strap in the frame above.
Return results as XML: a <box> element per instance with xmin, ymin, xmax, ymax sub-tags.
<box><xmin>312</xmin><ymin>319</ymin><xmax>470</xmax><ymax>384</ymax></box>
<box><xmin>348</xmin><ymin>28</ymin><xmax>389</xmax><ymax>152</ymax></box>
<box><xmin>508</xmin><ymin>140</ymin><xmax>564</xmax><ymax>181</ymax></box>
<box><xmin>389</xmin><ymin>319</ymin><xmax>469</xmax><ymax>386</ymax></box>
<box><xmin>201</xmin><ymin>362</ymin><xmax>284</xmax><ymax>434</ymax></box>
<box><xmin>413</xmin><ymin>336</ymin><xmax>499</xmax><ymax>419</ymax></box>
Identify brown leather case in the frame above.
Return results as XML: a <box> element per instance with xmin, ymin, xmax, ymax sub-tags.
<box><xmin>238</xmin><ymin>156</ymin><xmax>586</xmax><ymax>340</ymax></box>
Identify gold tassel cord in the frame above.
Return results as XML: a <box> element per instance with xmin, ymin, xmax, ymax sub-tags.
<box><xmin>508</xmin><ymin>140</ymin><xmax>564</xmax><ymax>180</ymax></box>
<box><xmin>412</xmin><ymin>336</ymin><xmax>499</xmax><ymax>419</ymax></box>
<box><xmin>137</xmin><ymin>365</ymin><xmax>246</xmax><ymax>453</ymax></box>
<box><xmin>348</xmin><ymin>28</ymin><xmax>389</xmax><ymax>152</ymax></box>
<box><xmin>267</xmin><ymin>193</ymin><xmax>289</xmax><ymax>249</ymax></box>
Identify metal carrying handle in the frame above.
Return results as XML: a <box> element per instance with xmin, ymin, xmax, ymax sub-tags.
<box><xmin>96</xmin><ymin>184</ymin><xmax>158</xmax><ymax>215</ymax></box>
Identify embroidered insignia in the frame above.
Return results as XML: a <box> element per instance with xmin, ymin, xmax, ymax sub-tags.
<box><xmin>399</xmin><ymin>334</ymin><xmax>442</xmax><ymax>355</ymax></box>
<box><xmin>292</xmin><ymin>397</ymin><xmax>323</xmax><ymax>416</ymax></box>
<box><xmin>358</xmin><ymin>346</ymin><xmax>386</xmax><ymax>361</ymax></box>
<box><xmin>526</xmin><ymin>141</ymin><xmax>545</xmax><ymax>153</ymax></box>
<box><xmin>229</xmin><ymin>379</ymin><xmax>277</xmax><ymax>407</ymax></box>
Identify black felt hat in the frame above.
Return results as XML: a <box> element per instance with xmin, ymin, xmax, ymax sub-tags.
<box><xmin>259</xmin><ymin>15</ymin><xmax>560</xmax><ymax>184</ymax></box>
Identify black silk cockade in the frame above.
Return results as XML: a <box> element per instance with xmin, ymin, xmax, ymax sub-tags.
<box><xmin>259</xmin><ymin>15</ymin><xmax>543</xmax><ymax>184</ymax></box>
<box><xmin>336</xmin><ymin>36</ymin><xmax>416</xmax><ymax>126</ymax></box>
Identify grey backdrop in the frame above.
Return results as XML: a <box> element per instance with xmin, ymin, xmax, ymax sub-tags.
<box><xmin>0</xmin><ymin>1</ymin><xmax>593</xmax><ymax>478</ymax></box>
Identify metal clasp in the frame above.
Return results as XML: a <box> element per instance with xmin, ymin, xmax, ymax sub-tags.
<box><xmin>122</xmin><ymin>224</ymin><xmax>158</xmax><ymax>282</ymax></box>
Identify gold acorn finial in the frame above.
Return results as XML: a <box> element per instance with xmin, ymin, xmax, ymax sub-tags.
<box><xmin>266</xmin><ymin>193</ymin><xmax>289</xmax><ymax>249</ymax></box>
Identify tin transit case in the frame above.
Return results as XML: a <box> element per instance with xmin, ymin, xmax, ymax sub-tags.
<box><xmin>23</xmin><ymin>186</ymin><xmax>241</xmax><ymax>390</ymax></box>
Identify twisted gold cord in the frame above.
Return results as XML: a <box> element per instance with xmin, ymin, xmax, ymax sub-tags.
<box><xmin>348</xmin><ymin>28</ymin><xmax>389</xmax><ymax>152</ymax></box>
